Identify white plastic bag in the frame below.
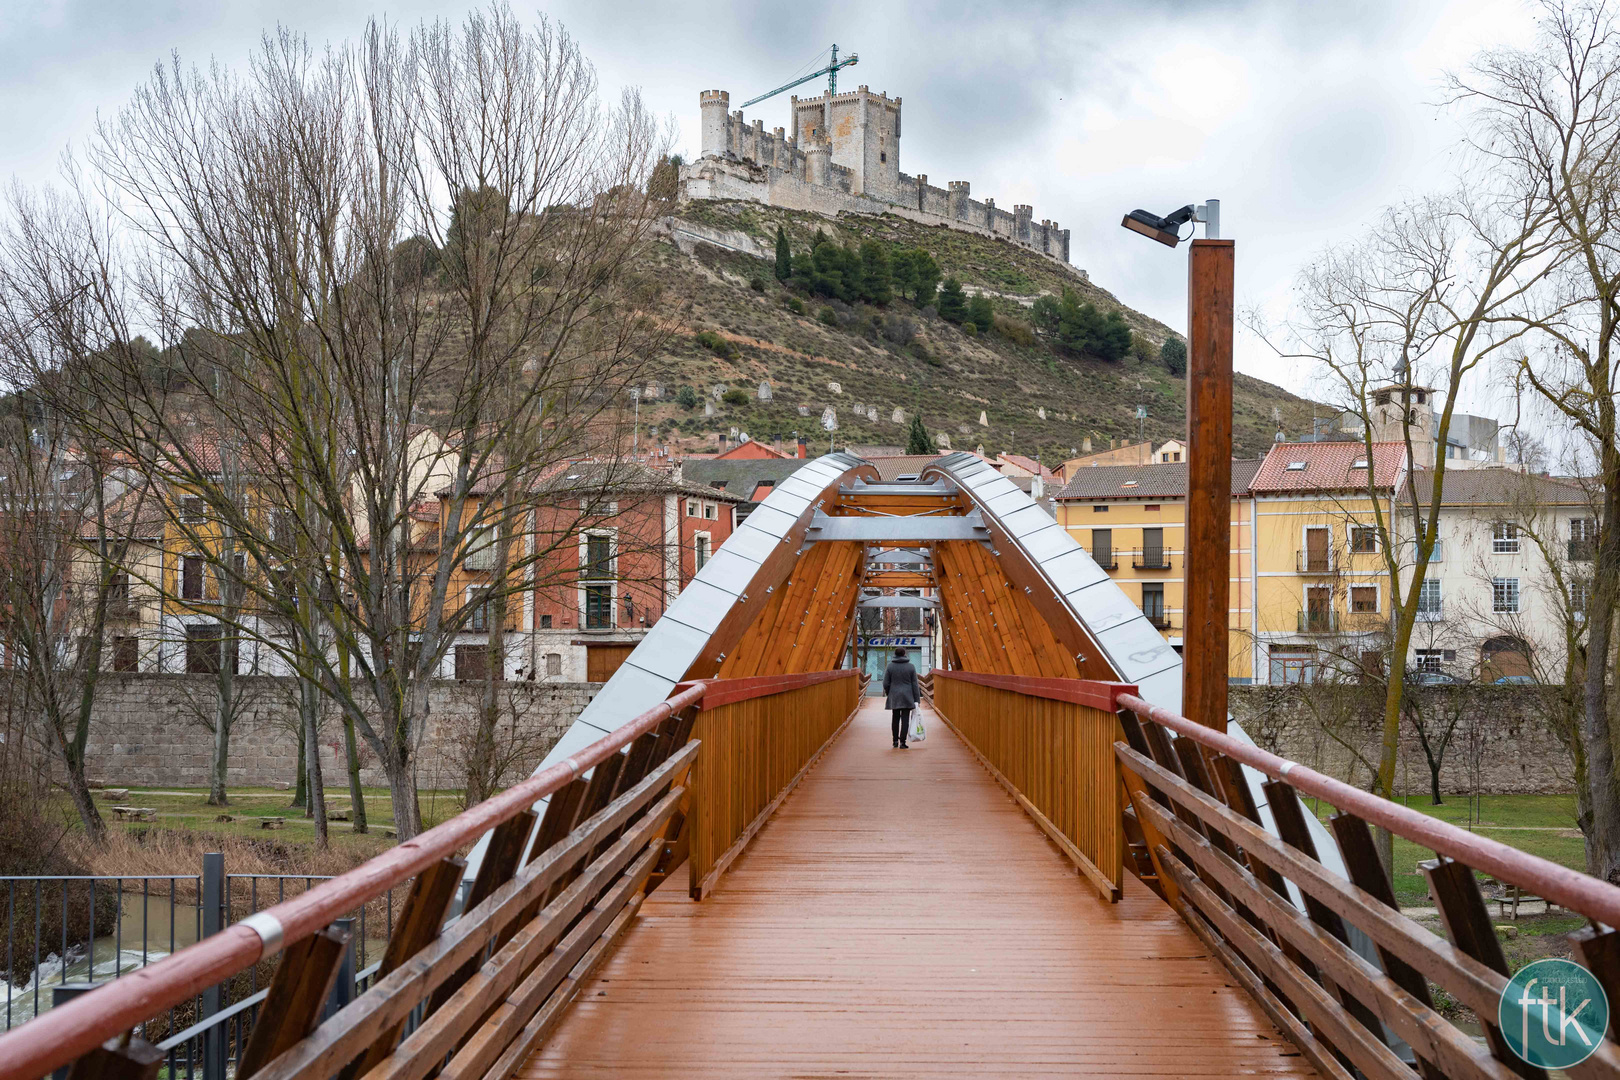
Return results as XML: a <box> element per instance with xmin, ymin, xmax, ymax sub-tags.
<box><xmin>910</xmin><ymin>714</ymin><xmax>927</xmax><ymax>742</ymax></box>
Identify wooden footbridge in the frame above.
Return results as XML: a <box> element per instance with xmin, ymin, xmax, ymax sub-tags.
<box><xmin>8</xmin><ymin>452</ymin><xmax>1620</xmax><ymax>1079</ymax></box>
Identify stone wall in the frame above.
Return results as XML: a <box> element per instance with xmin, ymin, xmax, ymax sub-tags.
<box><xmin>72</xmin><ymin>673</ymin><xmax>595</xmax><ymax>791</ymax></box>
<box><xmin>1229</xmin><ymin>685</ymin><xmax>1571</xmax><ymax>796</ymax></box>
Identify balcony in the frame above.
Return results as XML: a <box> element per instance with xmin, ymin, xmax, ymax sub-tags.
<box><xmin>1296</xmin><ymin>550</ymin><xmax>1333</xmax><ymax>575</ymax></box>
<box><xmin>1145</xmin><ymin>612</ymin><xmax>1174</xmax><ymax>631</ymax></box>
<box><xmin>1092</xmin><ymin>552</ymin><xmax>1118</xmax><ymax>570</ymax></box>
<box><xmin>1297</xmin><ymin>609</ymin><xmax>1340</xmax><ymax>634</ymax></box>
<box><xmin>1131</xmin><ymin>549</ymin><xmax>1172</xmax><ymax>571</ymax></box>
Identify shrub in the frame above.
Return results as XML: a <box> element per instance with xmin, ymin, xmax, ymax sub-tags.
<box><xmin>1131</xmin><ymin>332</ymin><xmax>1158</xmax><ymax>364</ymax></box>
<box><xmin>818</xmin><ymin>306</ymin><xmax>838</xmax><ymax>327</ymax></box>
<box><xmin>675</xmin><ymin>384</ymin><xmax>699</xmax><ymax>409</ymax></box>
<box><xmin>722</xmin><ymin>387</ymin><xmax>749</xmax><ymax>406</ymax></box>
<box><xmin>694</xmin><ymin>330</ymin><xmax>735</xmax><ymax>358</ymax></box>
<box><xmin>881</xmin><ymin>314</ymin><xmax>916</xmax><ymax>345</ymax></box>
<box><xmin>1161</xmin><ymin>335</ymin><xmax>1188</xmax><ymax>376</ymax></box>
<box><xmin>967</xmin><ymin>294</ymin><xmax>994</xmax><ymax>333</ymax></box>
<box><xmin>993</xmin><ymin>313</ymin><xmax>1036</xmax><ymax>347</ymax></box>
<box><xmin>787</xmin><ymin>296</ymin><xmax>805</xmax><ymax>315</ymax></box>
<box><xmin>750</xmin><ymin>277</ymin><xmax>766</xmax><ymax>293</ymax></box>
<box><xmin>912</xmin><ymin>342</ymin><xmax>941</xmax><ymax>367</ymax></box>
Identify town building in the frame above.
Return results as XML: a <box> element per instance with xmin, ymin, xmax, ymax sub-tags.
<box><xmin>1054</xmin><ymin>460</ymin><xmax>1262</xmax><ymax>679</ymax></box>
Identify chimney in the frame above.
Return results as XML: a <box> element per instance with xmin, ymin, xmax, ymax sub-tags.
<box><xmin>797</xmin><ymin>432</ymin><xmax>808</xmax><ymax>459</ymax></box>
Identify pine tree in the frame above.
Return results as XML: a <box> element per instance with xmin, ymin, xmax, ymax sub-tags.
<box><xmin>910</xmin><ymin>249</ymin><xmax>941</xmax><ymax>304</ymax></box>
<box><xmin>937</xmin><ymin>277</ymin><xmax>968</xmax><ymax>324</ymax></box>
<box><xmin>906</xmin><ymin>414</ymin><xmax>936</xmax><ymax>455</ymax></box>
<box><xmin>859</xmin><ymin>240</ymin><xmax>892</xmax><ymax>305</ymax></box>
<box><xmin>1161</xmin><ymin>335</ymin><xmax>1187</xmax><ymax>376</ymax></box>
<box><xmin>968</xmin><ymin>294</ymin><xmax>994</xmax><ymax>333</ymax></box>
<box><xmin>890</xmin><ymin>248</ymin><xmax>917</xmax><ymax>300</ymax></box>
<box><xmin>774</xmin><ymin>226</ymin><xmax>792</xmax><ymax>281</ymax></box>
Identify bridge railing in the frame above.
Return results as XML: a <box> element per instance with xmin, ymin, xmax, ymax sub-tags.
<box><xmin>1115</xmin><ymin>690</ymin><xmax>1620</xmax><ymax>1080</ymax></box>
<box><xmin>0</xmin><ymin>683</ymin><xmax>707</xmax><ymax>1080</ymax></box>
<box><xmin>682</xmin><ymin>670</ymin><xmax>863</xmax><ymax>900</ymax></box>
<box><xmin>930</xmin><ymin>671</ymin><xmax>1127</xmax><ymax>902</ymax></box>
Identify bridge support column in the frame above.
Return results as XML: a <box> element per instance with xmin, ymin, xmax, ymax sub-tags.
<box><xmin>1185</xmin><ymin>239</ymin><xmax>1233</xmax><ymax>732</ymax></box>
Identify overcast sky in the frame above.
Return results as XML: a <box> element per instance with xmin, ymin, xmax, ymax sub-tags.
<box><xmin>1</xmin><ymin>0</ymin><xmax>1542</xmax><ymax>413</ymax></box>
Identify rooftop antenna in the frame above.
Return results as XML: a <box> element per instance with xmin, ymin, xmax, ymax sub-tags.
<box><xmin>740</xmin><ymin>44</ymin><xmax>860</xmax><ymax>109</ymax></box>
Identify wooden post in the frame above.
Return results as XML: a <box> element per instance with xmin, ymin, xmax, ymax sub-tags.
<box><xmin>1184</xmin><ymin>238</ymin><xmax>1234</xmax><ymax>732</ymax></box>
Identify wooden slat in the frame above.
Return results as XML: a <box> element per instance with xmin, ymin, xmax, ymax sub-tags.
<box><xmin>65</xmin><ymin>1037</ymin><xmax>165</xmax><ymax>1080</ymax></box>
<box><xmin>427</xmin><ymin>812</ymin><xmax>539</xmax><ymax>1017</ymax></box>
<box><xmin>344</xmin><ymin>857</ymin><xmax>467</xmax><ymax>1079</ymax></box>
<box><xmin>239</xmin><ymin>923</ymin><xmax>352</xmax><ymax>1079</ymax></box>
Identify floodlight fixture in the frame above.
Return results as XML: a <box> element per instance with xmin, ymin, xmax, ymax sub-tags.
<box><xmin>1120</xmin><ymin>200</ymin><xmax>1221</xmax><ymax>247</ymax></box>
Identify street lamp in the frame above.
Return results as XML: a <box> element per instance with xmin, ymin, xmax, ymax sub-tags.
<box><xmin>1118</xmin><ymin>196</ymin><xmax>1231</xmax><ymax>732</ymax></box>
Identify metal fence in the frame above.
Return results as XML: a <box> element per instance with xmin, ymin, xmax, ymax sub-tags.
<box><xmin>4</xmin><ymin>853</ymin><xmax>416</xmax><ymax>1079</ymax></box>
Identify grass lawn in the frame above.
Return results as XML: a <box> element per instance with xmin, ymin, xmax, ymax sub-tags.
<box><xmin>1304</xmin><ymin>793</ymin><xmax>1587</xmax><ymax>908</ymax></box>
<box><xmin>67</xmin><ymin>784</ymin><xmax>466</xmax><ymax>858</ymax></box>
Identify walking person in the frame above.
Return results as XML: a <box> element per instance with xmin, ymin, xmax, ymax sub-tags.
<box><xmin>884</xmin><ymin>647</ymin><xmax>919</xmax><ymax>748</ymax></box>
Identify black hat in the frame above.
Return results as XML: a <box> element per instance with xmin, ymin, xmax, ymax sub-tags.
<box><xmin>893</xmin><ymin>648</ymin><xmax>908</xmax><ymax>659</ymax></box>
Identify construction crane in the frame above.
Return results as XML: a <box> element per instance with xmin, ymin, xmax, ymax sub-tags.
<box><xmin>740</xmin><ymin>44</ymin><xmax>859</xmax><ymax>109</ymax></box>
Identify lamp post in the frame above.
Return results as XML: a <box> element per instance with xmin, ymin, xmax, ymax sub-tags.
<box><xmin>1120</xmin><ymin>200</ymin><xmax>1231</xmax><ymax>732</ymax></box>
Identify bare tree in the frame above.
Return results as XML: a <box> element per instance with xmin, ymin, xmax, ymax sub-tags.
<box><xmin>1254</xmin><ymin>193</ymin><xmax>1550</xmax><ymax>865</ymax></box>
<box><xmin>1450</xmin><ymin>0</ymin><xmax>1620</xmax><ymax>880</ymax></box>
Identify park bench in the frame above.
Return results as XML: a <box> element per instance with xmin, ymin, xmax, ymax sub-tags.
<box><xmin>110</xmin><ymin>806</ymin><xmax>155</xmax><ymax>822</ymax></box>
<box><xmin>260</xmin><ymin>817</ymin><xmax>286</xmax><ymax>830</ymax></box>
<box><xmin>1494</xmin><ymin>882</ymin><xmax>1560</xmax><ymax>919</ymax></box>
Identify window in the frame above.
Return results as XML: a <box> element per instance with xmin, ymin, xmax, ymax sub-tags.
<box><xmin>1492</xmin><ymin>521</ymin><xmax>1520</xmax><ymax>554</ymax></box>
<box><xmin>1160</xmin><ymin>451</ymin><xmax>1181</xmax><ymax>463</ymax></box>
<box><xmin>703</xmin><ymin>502</ymin><xmax>718</xmax><ymax>520</ymax></box>
<box><xmin>1350</xmin><ymin>585</ymin><xmax>1378</xmax><ymax>613</ymax></box>
<box><xmin>1417</xmin><ymin>578</ymin><xmax>1442</xmax><ymax>618</ymax></box>
<box><xmin>1302</xmin><ymin>527</ymin><xmax>1330</xmax><ymax>573</ymax></box>
<box><xmin>1285</xmin><ymin>461</ymin><xmax>1307</xmax><ymax>472</ymax></box>
<box><xmin>108</xmin><ymin>569</ymin><xmax>130</xmax><ymax>602</ymax></box>
<box><xmin>1144</xmin><ymin>504</ymin><xmax>1161</xmax><ymax>512</ymax></box>
<box><xmin>1571</xmin><ymin>518</ymin><xmax>1597</xmax><ymax>561</ymax></box>
<box><xmin>1419</xmin><ymin>520</ymin><xmax>1443</xmax><ymax>562</ymax></box>
<box><xmin>545</xmin><ymin>652</ymin><xmax>562</xmax><ymax>677</ymax></box>
<box><xmin>1414</xmin><ymin>649</ymin><xmax>1444</xmax><ymax>674</ymax></box>
<box><xmin>181</xmin><ymin>555</ymin><xmax>204</xmax><ymax>600</ymax></box>
<box><xmin>584</xmin><ymin>584</ymin><xmax>613</xmax><ymax>629</ymax></box>
<box><xmin>896</xmin><ymin>590</ymin><xmax>923</xmax><ymax>632</ymax></box>
<box><xmin>540</xmin><ymin>614</ymin><xmax>553</xmax><ymax>629</ymax></box>
<box><xmin>1091</xmin><ymin>529</ymin><xmax>1113</xmax><ymax>568</ymax></box>
<box><xmin>468</xmin><ymin>594</ymin><xmax>493</xmax><ymax>632</ymax></box>
<box><xmin>1270</xmin><ymin>648</ymin><xmax>1315</xmax><ymax>684</ymax></box>
<box><xmin>1093</xmin><ymin>505</ymin><xmax>1108</xmax><ymax>513</ymax></box>
<box><xmin>1350</xmin><ymin>526</ymin><xmax>1378</xmax><ymax>554</ymax></box>
<box><xmin>112</xmin><ymin>635</ymin><xmax>139</xmax><ymax>672</ymax></box>
<box><xmin>1572</xmin><ymin>580</ymin><xmax>1591</xmax><ymax>620</ymax></box>
<box><xmin>1141</xmin><ymin>583</ymin><xmax>1165</xmax><ymax>626</ymax></box>
<box><xmin>583</xmin><ymin>534</ymin><xmax>613</xmax><ymax>579</ymax></box>
<box><xmin>180</xmin><ymin>496</ymin><xmax>205</xmax><ymax>523</ymax></box>
<box><xmin>686</xmin><ymin>499</ymin><xmax>699</xmax><ymax>516</ymax></box>
<box><xmin>455</xmin><ymin>644</ymin><xmax>489</xmax><ymax>681</ymax></box>
<box><xmin>1141</xmin><ymin>527</ymin><xmax>1165</xmax><ymax>567</ymax></box>
<box><xmin>695</xmin><ymin>533</ymin><xmax>712</xmax><ymax>571</ymax></box>
<box><xmin>1351</xmin><ymin>459</ymin><xmax>1369</xmax><ymax>470</ymax></box>
<box><xmin>1493</xmin><ymin>577</ymin><xmax>1520</xmax><ymax>613</ymax></box>
<box><xmin>185</xmin><ymin>623</ymin><xmax>234</xmax><ymax>675</ymax></box>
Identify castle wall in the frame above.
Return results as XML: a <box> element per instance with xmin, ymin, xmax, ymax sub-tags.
<box><xmin>699</xmin><ymin>89</ymin><xmax>1070</xmax><ymax>266</ymax></box>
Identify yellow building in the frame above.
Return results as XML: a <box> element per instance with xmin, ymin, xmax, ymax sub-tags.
<box><xmin>1247</xmin><ymin>442</ymin><xmax>1407</xmax><ymax>683</ymax></box>
<box><xmin>1054</xmin><ymin>459</ymin><xmax>1260</xmax><ymax>680</ymax></box>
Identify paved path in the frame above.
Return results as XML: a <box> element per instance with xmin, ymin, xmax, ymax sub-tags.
<box><xmin>520</xmin><ymin>701</ymin><xmax>1317</xmax><ymax>1077</ymax></box>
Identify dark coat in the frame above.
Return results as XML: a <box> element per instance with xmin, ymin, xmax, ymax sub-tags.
<box><xmin>883</xmin><ymin>658</ymin><xmax>919</xmax><ymax>710</ymax></box>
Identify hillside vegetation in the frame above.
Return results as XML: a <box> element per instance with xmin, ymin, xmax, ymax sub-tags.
<box><xmin>639</xmin><ymin>200</ymin><xmax>1318</xmax><ymax>464</ymax></box>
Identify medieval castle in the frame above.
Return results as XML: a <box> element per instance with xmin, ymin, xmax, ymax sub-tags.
<box><xmin>681</xmin><ymin>87</ymin><xmax>1077</xmax><ymax>270</ymax></box>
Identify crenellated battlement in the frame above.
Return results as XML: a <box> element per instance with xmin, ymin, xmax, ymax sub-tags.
<box><xmin>690</xmin><ymin>86</ymin><xmax>1071</xmax><ymax>266</ymax></box>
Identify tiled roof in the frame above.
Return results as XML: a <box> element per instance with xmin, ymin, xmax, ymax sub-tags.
<box><xmin>1055</xmin><ymin>459</ymin><xmax>1263</xmax><ymax>501</ymax></box>
<box><xmin>868</xmin><ymin>455</ymin><xmax>949</xmax><ymax>481</ymax></box>
<box><xmin>1250</xmin><ymin>442</ymin><xmax>1406</xmax><ymax>493</ymax></box>
<box><xmin>994</xmin><ymin>453</ymin><xmax>1059</xmax><ymax>480</ymax></box>
<box><xmin>680</xmin><ymin>456</ymin><xmax>813</xmax><ymax>499</ymax></box>
<box><xmin>1409</xmin><ymin>469</ymin><xmax>1590</xmax><ymax>507</ymax></box>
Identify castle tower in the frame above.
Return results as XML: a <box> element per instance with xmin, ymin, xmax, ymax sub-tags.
<box><xmin>699</xmin><ymin>90</ymin><xmax>730</xmax><ymax>158</ymax></box>
<box><xmin>792</xmin><ymin>87</ymin><xmax>902</xmax><ymax>200</ymax></box>
<box><xmin>949</xmin><ymin>181</ymin><xmax>971</xmax><ymax>220</ymax></box>
<box><xmin>984</xmin><ymin>197</ymin><xmax>996</xmax><ymax>230</ymax></box>
<box><xmin>1014</xmin><ymin>204</ymin><xmax>1033</xmax><ymax>244</ymax></box>
<box><xmin>805</xmin><ymin>135</ymin><xmax>832</xmax><ymax>187</ymax></box>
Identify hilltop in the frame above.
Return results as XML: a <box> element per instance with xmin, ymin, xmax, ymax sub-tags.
<box><xmin>634</xmin><ymin>200</ymin><xmax>1317</xmax><ymax>464</ymax></box>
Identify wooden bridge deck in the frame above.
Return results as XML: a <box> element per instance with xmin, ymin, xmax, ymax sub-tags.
<box><xmin>519</xmin><ymin>701</ymin><xmax>1318</xmax><ymax>1077</ymax></box>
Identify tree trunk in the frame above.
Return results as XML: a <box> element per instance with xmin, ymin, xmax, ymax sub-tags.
<box><xmin>384</xmin><ymin>757</ymin><xmax>422</xmax><ymax>840</ymax></box>
<box><xmin>1581</xmin><ymin>473</ymin><xmax>1620</xmax><ymax>882</ymax></box>
<box><xmin>292</xmin><ymin>722</ymin><xmax>308</xmax><ymax>810</ymax></box>
<box><xmin>343</xmin><ymin>711</ymin><xmax>367</xmax><ymax>834</ymax></box>
<box><xmin>302</xmin><ymin>679</ymin><xmax>327</xmax><ymax>847</ymax></box>
<box><xmin>57</xmin><ymin>722</ymin><xmax>106</xmax><ymax>842</ymax></box>
<box><xmin>208</xmin><ymin>666</ymin><xmax>233</xmax><ymax>807</ymax></box>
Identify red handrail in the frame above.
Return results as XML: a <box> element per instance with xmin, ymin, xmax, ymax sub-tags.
<box><xmin>0</xmin><ymin>682</ymin><xmax>707</xmax><ymax>1080</ymax></box>
<box><xmin>676</xmin><ymin>669</ymin><xmax>857</xmax><ymax>710</ymax></box>
<box><xmin>1114</xmin><ymin>690</ymin><xmax>1620</xmax><ymax>929</ymax></box>
<box><xmin>933</xmin><ymin>670</ymin><xmax>1137</xmax><ymax>712</ymax></box>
